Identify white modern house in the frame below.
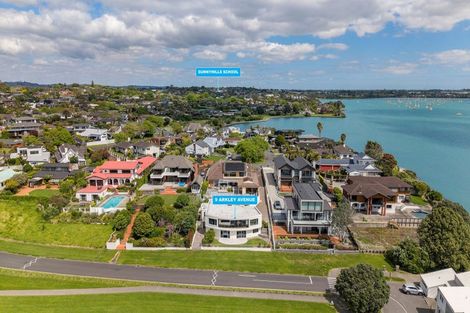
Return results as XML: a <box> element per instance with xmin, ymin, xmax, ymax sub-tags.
<box><xmin>185</xmin><ymin>140</ymin><xmax>211</xmax><ymax>157</ymax></box>
<box><xmin>202</xmin><ymin>195</ymin><xmax>262</xmax><ymax>244</ymax></box>
<box><xmin>436</xmin><ymin>287</ymin><xmax>470</xmax><ymax>313</ymax></box>
<box><xmin>185</xmin><ymin>136</ymin><xmax>225</xmax><ymax>157</ymax></box>
<box><xmin>420</xmin><ymin>268</ymin><xmax>470</xmax><ymax>299</ymax></box>
<box><xmin>77</xmin><ymin>127</ymin><xmax>110</xmax><ymax>141</ymax></box>
<box><xmin>14</xmin><ymin>146</ymin><xmax>51</xmax><ymax>165</ymax></box>
<box><xmin>77</xmin><ymin>127</ymin><xmax>114</xmax><ymax>146</ymax></box>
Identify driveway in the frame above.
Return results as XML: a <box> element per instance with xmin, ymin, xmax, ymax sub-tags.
<box><xmin>383</xmin><ymin>283</ymin><xmax>433</xmax><ymax>313</ymax></box>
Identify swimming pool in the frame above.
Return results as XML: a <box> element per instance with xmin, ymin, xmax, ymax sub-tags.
<box><xmin>412</xmin><ymin>210</ymin><xmax>429</xmax><ymax>219</ymax></box>
<box><xmin>102</xmin><ymin>195</ymin><xmax>126</xmax><ymax>210</ymax></box>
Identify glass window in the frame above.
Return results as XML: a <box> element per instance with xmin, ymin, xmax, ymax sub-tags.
<box><xmin>252</xmin><ymin>228</ymin><xmax>259</xmax><ymax>233</ymax></box>
<box><xmin>237</xmin><ymin>231</ymin><xmax>246</xmax><ymax>238</ymax></box>
<box><xmin>250</xmin><ymin>218</ymin><xmax>258</xmax><ymax>226</ymax></box>
<box><xmin>209</xmin><ymin>218</ymin><xmax>217</xmax><ymax>226</ymax></box>
<box><xmin>221</xmin><ymin>230</ymin><xmax>230</xmax><ymax>238</ymax></box>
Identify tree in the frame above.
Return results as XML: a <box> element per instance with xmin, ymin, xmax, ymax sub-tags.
<box><xmin>174</xmin><ymin>194</ymin><xmax>190</xmax><ymax>209</ymax></box>
<box><xmin>418</xmin><ymin>205</ymin><xmax>470</xmax><ymax>271</ymax></box>
<box><xmin>316</xmin><ymin>122</ymin><xmax>323</xmax><ymax>138</ymax></box>
<box><xmin>174</xmin><ymin>210</ymin><xmax>196</xmax><ymax>235</ymax></box>
<box><xmin>43</xmin><ymin>127</ymin><xmax>74</xmax><ymax>151</ymax></box>
<box><xmin>112</xmin><ymin>210</ymin><xmax>131</xmax><ymax>231</ymax></box>
<box><xmin>59</xmin><ymin>179</ymin><xmax>75</xmax><ymax>199</ymax></box>
<box><xmin>335</xmin><ymin>264</ymin><xmax>390</xmax><ymax>313</ymax></box>
<box><xmin>331</xmin><ymin>200</ymin><xmax>353</xmax><ymax>241</ymax></box>
<box><xmin>23</xmin><ymin>135</ymin><xmax>41</xmax><ymax>146</ymax></box>
<box><xmin>385</xmin><ymin>238</ymin><xmax>431</xmax><ymax>274</ymax></box>
<box><xmin>364</xmin><ymin>141</ymin><xmax>383</xmax><ymax>160</ymax></box>
<box><xmin>340</xmin><ymin>133</ymin><xmax>346</xmax><ymax>144</ymax></box>
<box><xmin>234</xmin><ymin>136</ymin><xmax>269</xmax><ymax>163</ymax></box>
<box><xmin>377</xmin><ymin>153</ymin><xmax>397</xmax><ymax>176</ymax></box>
<box><xmin>426</xmin><ymin>190</ymin><xmax>443</xmax><ymax>203</ymax></box>
<box><xmin>144</xmin><ymin>195</ymin><xmax>164</xmax><ymax>211</ymax></box>
<box><xmin>132</xmin><ymin>212</ymin><xmax>155</xmax><ymax>239</ymax></box>
<box><xmin>23</xmin><ymin>163</ymin><xmax>33</xmax><ymax>172</ymax></box>
<box><xmin>413</xmin><ymin>181</ymin><xmax>430</xmax><ymax>197</ymax></box>
<box><xmin>274</xmin><ymin>135</ymin><xmax>286</xmax><ymax>147</ymax></box>
<box><xmin>332</xmin><ymin>187</ymin><xmax>343</xmax><ymax>203</ymax></box>
<box><xmin>146</xmin><ymin>205</ymin><xmax>176</xmax><ymax>224</ymax></box>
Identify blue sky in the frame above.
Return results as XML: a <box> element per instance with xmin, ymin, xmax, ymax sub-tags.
<box><xmin>0</xmin><ymin>0</ymin><xmax>470</xmax><ymax>89</ymax></box>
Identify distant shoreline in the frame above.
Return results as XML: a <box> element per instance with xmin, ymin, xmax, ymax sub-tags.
<box><xmin>228</xmin><ymin>113</ymin><xmax>344</xmax><ymax>126</ymax></box>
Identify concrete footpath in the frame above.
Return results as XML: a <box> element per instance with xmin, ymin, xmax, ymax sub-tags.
<box><xmin>0</xmin><ymin>285</ymin><xmax>328</xmax><ymax>303</ymax></box>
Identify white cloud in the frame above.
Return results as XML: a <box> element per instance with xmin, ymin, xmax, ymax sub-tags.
<box><xmin>318</xmin><ymin>43</ymin><xmax>349</xmax><ymax>51</ymax></box>
<box><xmin>380</xmin><ymin>62</ymin><xmax>417</xmax><ymax>74</ymax></box>
<box><xmin>422</xmin><ymin>49</ymin><xmax>470</xmax><ymax>65</ymax></box>
<box><xmin>193</xmin><ymin>49</ymin><xmax>226</xmax><ymax>60</ymax></box>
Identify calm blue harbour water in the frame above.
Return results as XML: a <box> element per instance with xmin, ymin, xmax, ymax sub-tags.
<box><xmin>237</xmin><ymin>98</ymin><xmax>470</xmax><ymax>211</ymax></box>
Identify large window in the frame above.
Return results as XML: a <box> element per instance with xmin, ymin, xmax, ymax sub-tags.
<box><xmin>250</xmin><ymin>218</ymin><xmax>258</xmax><ymax>226</ymax></box>
<box><xmin>220</xmin><ymin>230</ymin><xmax>230</xmax><ymax>238</ymax></box>
<box><xmin>209</xmin><ymin>218</ymin><xmax>217</xmax><ymax>226</ymax></box>
<box><xmin>301</xmin><ymin>201</ymin><xmax>323</xmax><ymax>211</ymax></box>
<box><xmin>237</xmin><ymin>231</ymin><xmax>246</xmax><ymax>238</ymax></box>
<box><xmin>218</xmin><ymin>220</ymin><xmax>248</xmax><ymax>228</ymax></box>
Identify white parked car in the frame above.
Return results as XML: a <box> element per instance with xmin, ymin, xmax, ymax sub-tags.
<box><xmin>400</xmin><ymin>283</ymin><xmax>424</xmax><ymax>296</ymax></box>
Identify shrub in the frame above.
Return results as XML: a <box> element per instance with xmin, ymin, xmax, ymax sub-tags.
<box><xmin>132</xmin><ymin>212</ymin><xmax>155</xmax><ymax>239</ymax></box>
<box><xmin>174</xmin><ymin>194</ymin><xmax>190</xmax><ymax>209</ymax></box>
<box><xmin>202</xmin><ymin>229</ymin><xmax>215</xmax><ymax>245</ymax></box>
<box><xmin>144</xmin><ymin>195</ymin><xmax>164</xmax><ymax>210</ymax></box>
<box><xmin>174</xmin><ymin>210</ymin><xmax>196</xmax><ymax>235</ymax></box>
<box><xmin>170</xmin><ymin>233</ymin><xmax>185</xmax><ymax>247</ymax></box>
<box><xmin>112</xmin><ymin>210</ymin><xmax>131</xmax><ymax>231</ymax></box>
<box><xmin>134</xmin><ymin>237</ymin><xmax>167</xmax><ymax>247</ymax></box>
<box><xmin>385</xmin><ymin>238</ymin><xmax>431</xmax><ymax>274</ymax></box>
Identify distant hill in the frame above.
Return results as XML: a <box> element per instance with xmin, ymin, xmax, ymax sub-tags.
<box><xmin>4</xmin><ymin>81</ymin><xmax>50</xmax><ymax>88</ymax></box>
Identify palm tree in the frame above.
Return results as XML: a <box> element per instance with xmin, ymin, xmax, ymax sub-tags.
<box><xmin>340</xmin><ymin>133</ymin><xmax>346</xmax><ymax>144</ymax></box>
<box><xmin>317</xmin><ymin>122</ymin><xmax>323</xmax><ymax>138</ymax></box>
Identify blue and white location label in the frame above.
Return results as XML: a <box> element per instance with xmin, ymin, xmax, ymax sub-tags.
<box><xmin>196</xmin><ymin>67</ymin><xmax>241</xmax><ymax>77</ymax></box>
<box><xmin>212</xmin><ymin>195</ymin><xmax>258</xmax><ymax>205</ymax></box>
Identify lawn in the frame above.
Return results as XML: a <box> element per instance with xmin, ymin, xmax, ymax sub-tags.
<box><xmin>210</xmin><ymin>238</ymin><xmax>270</xmax><ymax>248</ymax></box>
<box><xmin>0</xmin><ymin>197</ymin><xmax>112</xmax><ymax>248</ymax></box>
<box><xmin>0</xmin><ymin>239</ymin><xmax>115</xmax><ymax>262</ymax></box>
<box><xmin>160</xmin><ymin>194</ymin><xmax>180</xmax><ymax>207</ymax></box>
<box><xmin>27</xmin><ymin>189</ymin><xmax>61</xmax><ymax>198</ymax></box>
<box><xmin>0</xmin><ymin>268</ymin><xmax>148</xmax><ymax>290</ymax></box>
<box><xmin>409</xmin><ymin>195</ymin><xmax>429</xmax><ymax>206</ymax></box>
<box><xmin>0</xmin><ymin>293</ymin><xmax>335</xmax><ymax>313</ymax></box>
<box><xmin>118</xmin><ymin>250</ymin><xmax>391</xmax><ymax>276</ymax></box>
<box><xmin>349</xmin><ymin>226</ymin><xmax>418</xmax><ymax>250</ymax></box>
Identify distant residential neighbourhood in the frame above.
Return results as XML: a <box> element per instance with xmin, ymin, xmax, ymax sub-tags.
<box><xmin>0</xmin><ymin>82</ymin><xmax>469</xmax><ymax>313</ymax></box>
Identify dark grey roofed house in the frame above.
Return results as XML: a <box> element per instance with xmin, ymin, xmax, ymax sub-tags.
<box><xmin>224</xmin><ymin>161</ymin><xmax>246</xmax><ymax>173</ymax></box>
<box><xmin>283</xmin><ymin>182</ymin><xmax>333</xmax><ymax>234</ymax></box>
<box><xmin>273</xmin><ymin>155</ymin><xmax>315</xmax><ymax>191</ymax></box>
<box><xmin>32</xmin><ymin>163</ymin><xmax>76</xmax><ymax>184</ymax></box>
<box><xmin>333</xmin><ymin>144</ymin><xmax>354</xmax><ymax>158</ymax></box>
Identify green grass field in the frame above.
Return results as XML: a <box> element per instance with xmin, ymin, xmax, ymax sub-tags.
<box><xmin>0</xmin><ymin>239</ymin><xmax>114</xmax><ymax>262</ymax></box>
<box><xmin>0</xmin><ymin>197</ymin><xmax>112</xmax><ymax>248</ymax></box>
<box><xmin>27</xmin><ymin>189</ymin><xmax>61</xmax><ymax>198</ymax></box>
<box><xmin>0</xmin><ymin>293</ymin><xmax>335</xmax><ymax>313</ymax></box>
<box><xmin>0</xmin><ymin>268</ymin><xmax>147</xmax><ymax>290</ymax></box>
<box><xmin>160</xmin><ymin>194</ymin><xmax>180</xmax><ymax>206</ymax></box>
<box><xmin>118</xmin><ymin>250</ymin><xmax>390</xmax><ymax>276</ymax></box>
<box><xmin>409</xmin><ymin>195</ymin><xmax>429</xmax><ymax>206</ymax></box>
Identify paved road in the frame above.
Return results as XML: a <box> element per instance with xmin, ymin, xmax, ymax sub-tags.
<box><xmin>0</xmin><ymin>252</ymin><xmax>328</xmax><ymax>292</ymax></box>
